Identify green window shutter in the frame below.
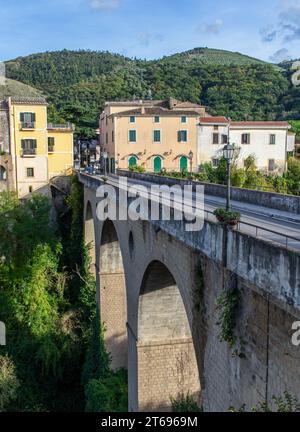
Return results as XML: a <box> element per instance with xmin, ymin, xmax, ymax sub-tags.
<box><xmin>130</xmin><ymin>116</ymin><xmax>135</xmax><ymax>123</ymax></box>
<box><xmin>154</xmin><ymin>156</ymin><xmax>162</xmax><ymax>173</ymax></box>
<box><xmin>21</xmin><ymin>140</ymin><xmax>25</xmax><ymax>149</ymax></box>
<box><xmin>178</xmin><ymin>131</ymin><xmax>182</xmax><ymax>142</ymax></box>
<box><xmin>154</xmin><ymin>130</ymin><xmax>161</xmax><ymax>142</ymax></box>
<box><xmin>129</xmin><ymin>130</ymin><xmax>136</xmax><ymax>142</ymax></box>
<box><xmin>20</xmin><ymin>113</ymin><xmax>24</xmax><ymax>122</ymax></box>
<box><xmin>33</xmin><ymin>140</ymin><xmax>37</xmax><ymax>149</ymax></box>
<box><xmin>154</xmin><ymin>116</ymin><xmax>160</xmax><ymax>123</ymax></box>
<box><xmin>181</xmin><ymin>131</ymin><xmax>187</xmax><ymax>142</ymax></box>
<box><xmin>180</xmin><ymin>156</ymin><xmax>188</xmax><ymax>172</ymax></box>
<box><xmin>32</xmin><ymin>113</ymin><xmax>36</xmax><ymax>122</ymax></box>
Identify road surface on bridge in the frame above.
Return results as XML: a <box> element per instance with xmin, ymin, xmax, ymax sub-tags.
<box><xmin>92</xmin><ymin>173</ymin><xmax>300</xmax><ymax>252</ymax></box>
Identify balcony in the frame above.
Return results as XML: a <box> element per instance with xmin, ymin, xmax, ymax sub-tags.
<box><xmin>48</xmin><ymin>146</ymin><xmax>55</xmax><ymax>153</ymax></box>
<box><xmin>21</xmin><ymin>148</ymin><xmax>36</xmax><ymax>157</ymax></box>
<box><xmin>47</xmin><ymin>123</ymin><xmax>74</xmax><ymax>131</ymax></box>
<box><xmin>19</xmin><ymin>122</ymin><xmax>36</xmax><ymax>130</ymax></box>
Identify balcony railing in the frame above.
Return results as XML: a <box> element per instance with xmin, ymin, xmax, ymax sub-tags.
<box><xmin>21</xmin><ymin>148</ymin><xmax>36</xmax><ymax>157</ymax></box>
<box><xmin>47</xmin><ymin>123</ymin><xmax>74</xmax><ymax>131</ymax></box>
<box><xmin>19</xmin><ymin>122</ymin><xmax>35</xmax><ymax>130</ymax></box>
<box><xmin>48</xmin><ymin>146</ymin><xmax>55</xmax><ymax>153</ymax></box>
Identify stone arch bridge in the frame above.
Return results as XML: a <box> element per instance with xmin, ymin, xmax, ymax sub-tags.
<box><xmin>80</xmin><ymin>172</ymin><xmax>300</xmax><ymax>412</ymax></box>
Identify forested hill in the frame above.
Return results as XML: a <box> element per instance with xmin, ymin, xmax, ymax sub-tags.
<box><xmin>5</xmin><ymin>48</ymin><xmax>300</xmax><ymax>138</ymax></box>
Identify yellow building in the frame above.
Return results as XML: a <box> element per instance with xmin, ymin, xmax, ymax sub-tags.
<box><xmin>2</xmin><ymin>96</ymin><xmax>74</xmax><ymax>197</ymax></box>
<box><xmin>99</xmin><ymin>98</ymin><xmax>208</xmax><ymax>173</ymax></box>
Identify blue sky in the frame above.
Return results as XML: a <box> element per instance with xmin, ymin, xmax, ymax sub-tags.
<box><xmin>0</xmin><ymin>0</ymin><xmax>299</xmax><ymax>62</ymax></box>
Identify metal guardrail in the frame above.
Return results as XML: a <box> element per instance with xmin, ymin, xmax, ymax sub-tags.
<box><xmin>79</xmin><ymin>172</ymin><xmax>300</xmax><ymax>252</ymax></box>
<box><xmin>203</xmin><ymin>208</ymin><xmax>300</xmax><ymax>251</ymax></box>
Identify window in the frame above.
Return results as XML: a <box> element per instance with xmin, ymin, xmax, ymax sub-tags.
<box><xmin>153</xmin><ymin>130</ymin><xmax>161</xmax><ymax>142</ymax></box>
<box><xmin>213</xmin><ymin>133</ymin><xmax>219</xmax><ymax>145</ymax></box>
<box><xmin>214</xmin><ymin>125</ymin><xmax>219</xmax><ymax>131</ymax></box>
<box><xmin>221</xmin><ymin>134</ymin><xmax>228</xmax><ymax>144</ymax></box>
<box><xmin>20</xmin><ymin>112</ymin><xmax>36</xmax><ymax>129</ymax></box>
<box><xmin>0</xmin><ymin>166</ymin><xmax>6</xmax><ymax>181</ymax></box>
<box><xmin>129</xmin><ymin>156</ymin><xmax>138</xmax><ymax>168</ymax></box>
<box><xmin>270</xmin><ymin>134</ymin><xmax>276</xmax><ymax>145</ymax></box>
<box><xmin>112</xmin><ymin>131</ymin><xmax>114</xmax><ymax>143</ymax></box>
<box><xmin>130</xmin><ymin>116</ymin><xmax>136</xmax><ymax>123</ymax></box>
<box><xmin>129</xmin><ymin>130</ymin><xmax>137</xmax><ymax>142</ymax></box>
<box><xmin>21</xmin><ymin>139</ymin><xmax>37</xmax><ymax>156</ymax></box>
<box><xmin>48</xmin><ymin>137</ymin><xmax>55</xmax><ymax>152</ymax></box>
<box><xmin>154</xmin><ymin>116</ymin><xmax>160</xmax><ymax>123</ymax></box>
<box><xmin>180</xmin><ymin>156</ymin><xmax>188</xmax><ymax>172</ymax></box>
<box><xmin>178</xmin><ymin>130</ymin><xmax>188</xmax><ymax>142</ymax></box>
<box><xmin>27</xmin><ymin>168</ymin><xmax>34</xmax><ymax>177</ymax></box>
<box><xmin>212</xmin><ymin>158</ymin><xmax>220</xmax><ymax>167</ymax></box>
<box><xmin>105</xmin><ymin>116</ymin><xmax>108</xmax><ymax>126</ymax></box>
<box><xmin>181</xmin><ymin>116</ymin><xmax>187</xmax><ymax>124</ymax></box>
<box><xmin>241</xmin><ymin>133</ymin><xmax>250</xmax><ymax>144</ymax></box>
<box><xmin>153</xmin><ymin>156</ymin><xmax>162</xmax><ymax>173</ymax></box>
<box><xmin>106</xmin><ymin>133</ymin><xmax>108</xmax><ymax>144</ymax></box>
<box><xmin>268</xmin><ymin>159</ymin><xmax>275</xmax><ymax>171</ymax></box>
<box><xmin>29</xmin><ymin>186</ymin><xmax>33</xmax><ymax>194</ymax></box>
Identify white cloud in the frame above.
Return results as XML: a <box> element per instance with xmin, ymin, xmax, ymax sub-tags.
<box><xmin>89</xmin><ymin>0</ymin><xmax>121</xmax><ymax>10</ymax></box>
<box><xmin>269</xmin><ymin>48</ymin><xmax>291</xmax><ymax>63</ymax></box>
<box><xmin>197</xmin><ymin>19</ymin><xmax>223</xmax><ymax>35</ymax></box>
<box><xmin>138</xmin><ymin>32</ymin><xmax>164</xmax><ymax>47</ymax></box>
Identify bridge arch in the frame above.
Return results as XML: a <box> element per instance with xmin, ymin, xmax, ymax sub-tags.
<box><xmin>137</xmin><ymin>260</ymin><xmax>201</xmax><ymax>411</ymax></box>
<box><xmin>99</xmin><ymin>219</ymin><xmax>128</xmax><ymax>370</ymax></box>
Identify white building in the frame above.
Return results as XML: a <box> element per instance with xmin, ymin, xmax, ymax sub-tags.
<box><xmin>198</xmin><ymin>117</ymin><xmax>296</xmax><ymax>172</ymax></box>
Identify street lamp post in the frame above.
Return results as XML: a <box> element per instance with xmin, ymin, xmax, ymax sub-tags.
<box><xmin>103</xmin><ymin>151</ymin><xmax>108</xmax><ymax>176</ymax></box>
<box><xmin>222</xmin><ymin>144</ymin><xmax>235</xmax><ymax>211</ymax></box>
<box><xmin>188</xmin><ymin>150</ymin><xmax>194</xmax><ymax>174</ymax></box>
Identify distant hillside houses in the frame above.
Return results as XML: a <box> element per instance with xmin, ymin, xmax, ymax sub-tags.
<box><xmin>99</xmin><ymin>98</ymin><xmax>296</xmax><ymax>174</ymax></box>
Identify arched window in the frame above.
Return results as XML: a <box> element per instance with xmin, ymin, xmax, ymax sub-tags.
<box><xmin>153</xmin><ymin>156</ymin><xmax>162</xmax><ymax>173</ymax></box>
<box><xmin>0</xmin><ymin>166</ymin><xmax>6</xmax><ymax>181</ymax></box>
<box><xmin>180</xmin><ymin>156</ymin><xmax>188</xmax><ymax>172</ymax></box>
<box><xmin>128</xmin><ymin>156</ymin><xmax>138</xmax><ymax>169</ymax></box>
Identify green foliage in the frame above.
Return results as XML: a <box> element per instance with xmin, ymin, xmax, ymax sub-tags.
<box><xmin>229</xmin><ymin>391</ymin><xmax>300</xmax><ymax>412</ymax></box>
<box><xmin>129</xmin><ymin>165</ymin><xmax>146</xmax><ymax>173</ymax></box>
<box><xmin>171</xmin><ymin>393</ymin><xmax>203</xmax><ymax>412</ymax></box>
<box><xmin>213</xmin><ymin>208</ymin><xmax>241</xmax><ymax>224</ymax></box>
<box><xmin>85</xmin><ymin>369</ymin><xmax>128</xmax><ymax>412</ymax></box>
<box><xmin>4</xmin><ymin>49</ymin><xmax>297</xmax><ymax>139</ymax></box>
<box><xmin>289</xmin><ymin>120</ymin><xmax>300</xmax><ymax>143</ymax></box>
<box><xmin>0</xmin><ymin>355</ymin><xmax>20</xmax><ymax>411</ymax></box>
<box><xmin>285</xmin><ymin>157</ymin><xmax>300</xmax><ymax>195</ymax></box>
<box><xmin>0</xmin><ymin>180</ymin><xmax>100</xmax><ymax>412</ymax></box>
<box><xmin>216</xmin><ymin>289</ymin><xmax>240</xmax><ymax>355</ymax></box>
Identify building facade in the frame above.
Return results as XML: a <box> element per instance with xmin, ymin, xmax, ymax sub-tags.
<box><xmin>99</xmin><ymin>98</ymin><xmax>207</xmax><ymax>173</ymax></box>
<box><xmin>198</xmin><ymin>117</ymin><xmax>295</xmax><ymax>172</ymax></box>
<box><xmin>0</xmin><ymin>96</ymin><xmax>74</xmax><ymax>198</ymax></box>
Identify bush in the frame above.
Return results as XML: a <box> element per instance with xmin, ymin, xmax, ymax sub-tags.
<box><xmin>0</xmin><ymin>355</ymin><xmax>20</xmax><ymax>411</ymax></box>
<box><xmin>213</xmin><ymin>208</ymin><xmax>241</xmax><ymax>223</ymax></box>
<box><xmin>85</xmin><ymin>369</ymin><xmax>128</xmax><ymax>412</ymax></box>
<box><xmin>171</xmin><ymin>393</ymin><xmax>203</xmax><ymax>412</ymax></box>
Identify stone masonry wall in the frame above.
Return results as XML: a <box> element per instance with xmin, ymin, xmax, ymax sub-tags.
<box><xmin>137</xmin><ymin>339</ymin><xmax>201</xmax><ymax>412</ymax></box>
<box><xmin>100</xmin><ymin>272</ymin><xmax>127</xmax><ymax>370</ymax></box>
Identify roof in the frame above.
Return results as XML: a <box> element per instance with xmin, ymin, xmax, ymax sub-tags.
<box><xmin>199</xmin><ymin>116</ymin><xmax>228</xmax><ymax>124</ymax></box>
<box><xmin>111</xmin><ymin>107</ymin><xmax>200</xmax><ymax>117</ymax></box>
<box><xmin>199</xmin><ymin>117</ymin><xmax>291</xmax><ymax>129</ymax></box>
<box><xmin>231</xmin><ymin>121</ymin><xmax>290</xmax><ymax>128</ymax></box>
<box><xmin>10</xmin><ymin>96</ymin><xmax>48</xmax><ymax>105</ymax></box>
<box><xmin>106</xmin><ymin>98</ymin><xmax>205</xmax><ymax>111</ymax></box>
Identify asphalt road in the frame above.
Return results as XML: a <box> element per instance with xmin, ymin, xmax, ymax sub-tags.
<box><xmin>93</xmin><ymin>173</ymin><xmax>300</xmax><ymax>252</ymax></box>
